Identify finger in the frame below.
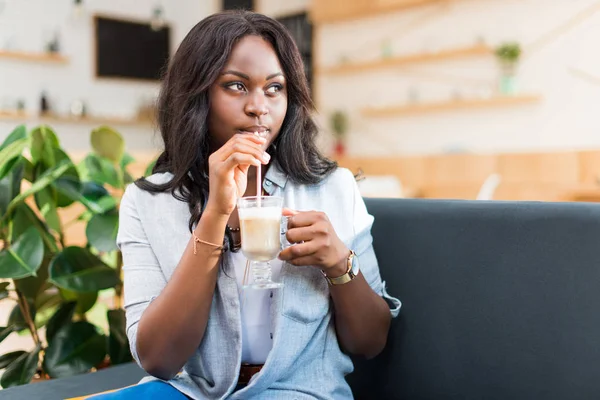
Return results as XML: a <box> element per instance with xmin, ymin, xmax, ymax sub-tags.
<box><xmin>282</xmin><ymin>208</ymin><xmax>299</xmax><ymax>217</ymax></box>
<box><xmin>287</xmin><ymin>211</ymin><xmax>328</xmax><ymax>229</ymax></box>
<box><xmin>232</xmin><ymin>133</ymin><xmax>268</xmax><ymax>153</ymax></box>
<box><xmin>286</xmin><ymin>226</ymin><xmax>319</xmax><ymax>244</ymax></box>
<box><xmin>286</xmin><ymin>255</ymin><xmax>322</xmax><ymax>267</ymax></box>
<box><xmin>213</xmin><ymin>134</ymin><xmax>267</xmax><ymax>160</ymax></box>
<box><xmin>220</xmin><ymin>141</ymin><xmax>270</xmax><ymax>165</ymax></box>
<box><xmin>278</xmin><ymin>241</ymin><xmax>318</xmax><ymax>261</ymax></box>
<box><xmin>232</xmin><ymin>132</ymin><xmax>267</xmax><ymax>146</ymax></box>
<box><xmin>222</xmin><ymin>153</ymin><xmax>262</xmax><ymax>172</ymax></box>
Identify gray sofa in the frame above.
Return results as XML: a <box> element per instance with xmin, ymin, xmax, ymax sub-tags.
<box><xmin>4</xmin><ymin>198</ymin><xmax>600</xmax><ymax>400</ymax></box>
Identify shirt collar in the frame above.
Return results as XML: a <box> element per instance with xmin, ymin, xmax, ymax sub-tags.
<box><xmin>263</xmin><ymin>160</ymin><xmax>288</xmax><ymax>195</ymax></box>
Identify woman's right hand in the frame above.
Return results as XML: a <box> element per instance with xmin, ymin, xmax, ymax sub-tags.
<box><xmin>204</xmin><ymin>133</ymin><xmax>270</xmax><ymax>217</ymax></box>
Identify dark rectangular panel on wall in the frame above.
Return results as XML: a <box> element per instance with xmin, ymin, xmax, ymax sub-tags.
<box><xmin>94</xmin><ymin>16</ymin><xmax>170</xmax><ymax>81</ymax></box>
<box><xmin>223</xmin><ymin>0</ymin><xmax>254</xmax><ymax>11</ymax></box>
<box><xmin>277</xmin><ymin>13</ymin><xmax>313</xmax><ymax>92</ymax></box>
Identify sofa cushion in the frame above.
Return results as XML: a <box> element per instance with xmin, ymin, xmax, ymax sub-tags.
<box><xmin>348</xmin><ymin>199</ymin><xmax>600</xmax><ymax>400</ymax></box>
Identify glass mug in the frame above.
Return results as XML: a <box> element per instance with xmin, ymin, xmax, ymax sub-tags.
<box><xmin>237</xmin><ymin>196</ymin><xmax>289</xmax><ymax>290</ymax></box>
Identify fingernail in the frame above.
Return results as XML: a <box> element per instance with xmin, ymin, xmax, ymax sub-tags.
<box><xmin>262</xmin><ymin>152</ymin><xmax>271</xmax><ymax>162</ymax></box>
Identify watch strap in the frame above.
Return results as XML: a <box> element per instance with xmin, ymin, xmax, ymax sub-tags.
<box><xmin>324</xmin><ymin>250</ymin><xmax>357</xmax><ymax>286</ymax></box>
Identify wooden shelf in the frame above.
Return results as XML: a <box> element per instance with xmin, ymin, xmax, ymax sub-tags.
<box><xmin>0</xmin><ymin>50</ymin><xmax>69</xmax><ymax>64</ymax></box>
<box><xmin>319</xmin><ymin>45</ymin><xmax>492</xmax><ymax>75</ymax></box>
<box><xmin>0</xmin><ymin>111</ymin><xmax>151</xmax><ymax>126</ymax></box>
<box><xmin>39</xmin><ymin>115</ymin><xmax>152</xmax><ymax>126</ymax></box>
<box><xmin>311</xmin><ymin>0</ymin><xmax>452</xmax><ymax>24</ymax></box>
<box><xmin>0</xmin><ymin>110</ymin><xmax>28</xmax><ymax>119</ymax></box>
<box><xmin>362</xmin><ymin>95</ymin><xmax>542</xmax><ymax>117</ymax></box>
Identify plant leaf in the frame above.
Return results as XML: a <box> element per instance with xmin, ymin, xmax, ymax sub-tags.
<box><xmin>14</xmin><ymin>255</ymin><xmax>51</xmax><ymax>302</ymax></box>
<box><xmin>86</xmin><ymin>211</ymin><xmax>119</xmax><ymax>252</ymax></box>
<box><xmin>33</xmin><ymin>289</ymin><xmax>64</xmax><ymax>331</ymax></box>
<box><xmin>51</xmin><ymin>148</ymin><xmax>81</xmax><ymax>207</ymax></box>
<box><xmin>0</xmin><ymin>157</ymin><xmax>21</xmax><ymax>182</ymax></box>
<box><xmin>0</xmin><ymin>325</ymin><xmax>15</xmax><ymax>344</ymax></box>
<box><xmin>2</xmin><ymin>158</ymin><xmax>73</xmax><ymax>220</ymax></box>
<box><xmin>35</xmin><ymin>289</ymin><xmax>62</xmax><ymax>312</ymax></box>
<box><xmin>46</xmin><ymin>301</ymin><xmax>77</xmax><ymax>343</ymax></box>
<box><xmin>11</xmin><ymin>204</ymin><xmax>58</xmax><ymax>253</ymax></box>
<box><xmin>43</xmin><ymin>321</ymin><xmax>106</xmax><ymax>378</ymax></box>
<box><xmin>0</xmin><ymin>125</ymin><xmax>27</xmax><ymax>151</ymax></box>
<box><xmin>0</xmin><ymin>351</ymin><xmax>26</xmax><ymax>369</ymax></box>
<box><xmin>0</xmin><ymin>157</ymin><xmax>24</xmax><ymax>217</ymax></box>
<box><xmin>49</xmin><ymin>247</ymin><xmax>120</xmax><ymax>292</ymax></box>
<box><xmin>59</xmin><ymin>288</ymin><xmax>98</xmax><ymax>315</ymax></box>
<box><xmin>0</xmin><ymin>346</ymin><xmax>41</xmax><ymax>388</ymax></box>
<box><xmin>91</xmin><ymin>126</ymin><xmax>125</xmax><ymax>163</ymax></box>
<box><xmin>79</xmin><ymin>182</ymin><xmax>117</xmax><ymax>214</ymax></box>
<box><xmin>30</xmin><ymin>125</ymin><xmax>59</xmax><ymax>167</ymax></box>
<box><xmin>0</xmin><ymin>138</ymin><xmax>27</xmax><ymax>180</ymax></box>
<box><xmin>79</xmin><ymin>154</ymin><xmax>121</xmax><ymax>188</ymax></box>
<box><xmin>22</xmin><ymin>157</ymin><xmax>35</xmax><ymax>182</ymax></box>
<box><xmin>0</xmin><ymin>227</ymin><xmax>44</xmax><ymax>279</ymax></box>
<box><xmin>34</xmin><ymin>186</ymin><xmax>61</xmax><ymax>233</ymax></box>
<box><xmin>8</xmin><ymin>301</ymin><xmax>36</xmax><ymax>332</ymax></box>
<box><xmin>107</xmin><ymin>309</ymin><xmax>133</xmax><ymax>365</ymax></box>
<box><xmin>0</xmin><ymin>282</ymin><xmax>10</xmax><ymax>301</ymax></box>
<box><xmin>123</xmin><ymin>170</ymin><xmax>134</xmax><ymax>185</ymax></box>
<box><xmin>144</xmin><ymin>159</ymin><xmax>156</xmax><ymax>177</ymax></box>
<box><xmin>120</xmin><ymin>152</ymin><xmax>135</xmax><ymax>170</ymax></box>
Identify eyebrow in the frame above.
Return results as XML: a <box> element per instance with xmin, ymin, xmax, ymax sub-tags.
<box><xmin>221</xmin><ymin>70</ymin><xmax>283</xmax><ymax>80</ymax></box>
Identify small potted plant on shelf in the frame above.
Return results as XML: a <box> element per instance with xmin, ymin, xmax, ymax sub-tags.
<box><xmin>330</xmin><ymin>110</ymin><xmax>348</xmax><ymax>157</ymax></box>
<box><xmin>495</xmin><ymin>42</ymin><xmax>522</xmax><ymax>95</ymax></box>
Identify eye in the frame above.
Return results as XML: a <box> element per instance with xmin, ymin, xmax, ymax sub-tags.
<box><xmin>225</xmin><ymin>82</ymin><xmax>246</xmax><ymax>92</ymax></box>
<box><xmin>266</xmin><ymin>84</ymin><xmax>283</xmax><ymax>95</ymax></box>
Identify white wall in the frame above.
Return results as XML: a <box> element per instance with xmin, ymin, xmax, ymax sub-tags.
<box><xmin>315</xmin><ymin>0</ymin><xmax>600</xmax><ymax>156</ymax></box>
<box><xmin>7</xmin><ymin>1</ymin><xmax>594</xmax><ymax>157</ymax></box>
<box><xmin>0</xmin><ymin>0</ymin><xmax>219</xmax><ymax>152</ymax></box>
<box><xmin>256</xmin><ymin>0</ymin><xmax>309</xmax><ymax>17</ymax></box>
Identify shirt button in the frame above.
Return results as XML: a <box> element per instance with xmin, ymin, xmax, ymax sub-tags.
<box><xmin>265</xmin><ymin>181</ymin><xmax>272</xmax><ymax>186</ymax></box>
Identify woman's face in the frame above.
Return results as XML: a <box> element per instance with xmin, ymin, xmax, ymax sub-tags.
<box><xmin>208</xmin><ymin>35</ymin><xmax>288</xmax><ymax>151</ymax></box>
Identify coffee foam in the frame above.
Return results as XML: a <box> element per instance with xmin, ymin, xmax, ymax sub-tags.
<box><xmin>238</xmin><ymin>206</ymin><xmax>281</xmax><ymax>220</ymax></box>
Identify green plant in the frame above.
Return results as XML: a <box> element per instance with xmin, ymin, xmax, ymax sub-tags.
<box><xmin>0</xmin><ymin>124</ymin><xmax>150</xmax><ymax>387</ymax></box>
<box><xmin>330</xmin><ymin>110</ymin><xmax>348</xmax><ymax>140</ymax></box>
<box><xmin>495</xmin><ymin>42</ymin><xmax>522</xmax><ymax>66</ymax></box>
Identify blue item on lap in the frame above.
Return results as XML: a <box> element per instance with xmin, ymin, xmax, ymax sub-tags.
<box><xmin>87</xmin><ymin>381</ymin><xmax>188</xmax><ymax>399</ymax></box>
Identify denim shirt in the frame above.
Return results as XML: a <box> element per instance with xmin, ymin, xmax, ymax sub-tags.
<box><xmin>116</xmin><ymin>162</ymin><xmax>401</xmax><ymax>400</ymax></box>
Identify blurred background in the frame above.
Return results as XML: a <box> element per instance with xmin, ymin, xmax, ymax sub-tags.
<box><xmin>1</xmin><ymin>0</ymin><xmax>600</xmax><ymax>385</ymax></box>
<box><xmin>2</xmin><ymin>0</ymin><xmax>600</xmax><ymax>202</ymax></box>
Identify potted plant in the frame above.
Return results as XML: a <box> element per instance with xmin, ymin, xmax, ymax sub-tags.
<box><xmin>330</xmin><ymin>110</ymin><xmax>349</xmax><ymax>157</ymax></box>
<box><xmin>495</xmin><ymin>42</ymin><xmax>522</xmax><ymax>95</ymax></box>
<box><xmin>0</xmin><ymin>124</ymin><xmax>152</xmax><ymax>387</ymax></box>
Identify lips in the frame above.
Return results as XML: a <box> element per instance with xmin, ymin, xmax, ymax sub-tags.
<box><xmin>238</xmin><ymin>126</ymin><xmax>270</xmax><ymax>137</ymax></box>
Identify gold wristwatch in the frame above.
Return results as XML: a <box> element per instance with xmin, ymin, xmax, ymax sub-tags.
<box><xmin>323</xmin><ymin>250</ymin><xmax>359</xmax><ymax>286</ymax></box>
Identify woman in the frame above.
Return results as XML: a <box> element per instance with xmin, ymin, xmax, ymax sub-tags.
<box><xmin>98</xmin><ymin>10</ymin><xmax>400</xmax><ymax>400</ymax></box>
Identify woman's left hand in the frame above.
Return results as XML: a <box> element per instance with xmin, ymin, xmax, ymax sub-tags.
<box><xmin>278</xmin><ymin>209</ymin><xmax>350</xmax><ymax>277</ymax></box>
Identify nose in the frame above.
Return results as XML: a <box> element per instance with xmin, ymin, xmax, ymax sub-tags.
<box><xmin>244</xmin><ymin>90</ymin><xmax>268</xmax><ymax>118</ymax></box>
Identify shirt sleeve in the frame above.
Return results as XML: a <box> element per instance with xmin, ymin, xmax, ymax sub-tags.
<box><xmin>116</xmin><ymin>184</ymin><xmax>167</xmax><ymax>365</ymax></box>
<box><xmin>346</xmin><ymin>170</ymin><xmax>401</xmax><ymax>318</ymax></box>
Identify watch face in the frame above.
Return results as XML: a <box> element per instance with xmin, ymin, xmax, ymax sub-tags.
<box><xmin>350</xmin><ymin>253</ymin><xmax>360</xmax><ymax>275</ymax></box>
